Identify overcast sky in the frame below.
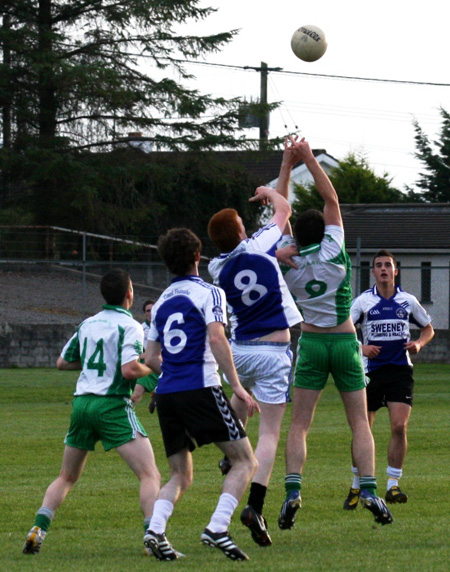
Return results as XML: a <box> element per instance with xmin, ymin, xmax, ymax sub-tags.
<box><xmin>172</xmin><ymin>0</ymin><xmax>450</xmax><ymax>192</ymax></box>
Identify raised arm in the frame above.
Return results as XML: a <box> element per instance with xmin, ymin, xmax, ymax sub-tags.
<box><xmin>250</xmin><ymin>186</ymin><xmax>291</xmax><ymax>233</ymax></box>
<box><xmin>292</xmin><ymin>137</ymin><xmax>342</xmax><ymax>227</ymax></box>
<box><xmin>276</xmin><ymin>135</ymin><xmax>301</xmax><ymax>201</ymax></box>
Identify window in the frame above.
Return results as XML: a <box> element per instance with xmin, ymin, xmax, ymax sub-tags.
<box><xmin>421</xmin><ymin>262</ymin><xmax>432</xmax><ymax>303</ymax></box>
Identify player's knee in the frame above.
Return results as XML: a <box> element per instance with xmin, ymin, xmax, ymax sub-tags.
<box><xmin>180</xmin><ymin>471</ymin><xmax>193</xmax><ymax>492</ymax></box>
<box><xmin>392</xmin><ymin>420</ymin><xmax>408</xmax><ymax>437</ymax></box>
<box><xmin>248</xmin><ymin>453</ymin><xmax>259</xmax><ymax>477</ymax></box>
<box><xmin>58</xmin><ymin>471</ymin><xmax>80</xmax><ymax>487</ymax></box>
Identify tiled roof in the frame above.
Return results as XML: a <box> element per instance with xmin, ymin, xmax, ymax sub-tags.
<box><xmin>341</xmin><ymin>203</ymin><xmax>450</xmax><ymax>251</ymax></box>
<box><xmin>139</xmin><ymin>149</ymin><xmax>329</xmax><ymax>185</ymax></box>
<box><xmin>208</xmin><ymin>149</ymin><xmax>329</xmax><ymax>184</ymax></box>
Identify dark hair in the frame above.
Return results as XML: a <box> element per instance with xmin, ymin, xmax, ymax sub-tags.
<box><xmin>372</xmin><ymin>249</ymin><xmax>397</xmax><ymax>268</ymax></box>
<box><xmin>208</xmin><ymin>208</ymin><xmax>242</xmax><ymax>252</ymax></box>
<box><xmin>100</xmin><ymin>269</ymin><xmax>131</xmax><ymax>305</ymax></box>
<box><xmin>158</xmin><ymin>228</ymin><xmax>202</xmax><ymax>276</ymax></box>
<box><xmin>142</xmin><ymin>299</ymin><xmax>155</xmax><ymax>313</ymax></box>
<box><xmin>293</xmin><ymin>209</ymin><xmax>325</xmax><ymax>247</ymax></box>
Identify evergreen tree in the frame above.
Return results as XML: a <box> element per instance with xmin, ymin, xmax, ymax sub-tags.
<box><xmin>408</xmin><ymin>107</ymin><xmax>450</xmax><ymax>202</ymax></box>
<box><xmin>1</xmin><ymin>0</ymin><xmax>247</xmax><ymax>151</ymax></box>
<box><xmin>292</xmin><ymin>152</ymin><xmax>405</xmax><ymax>220</ymax></box>
<box><xmin>0</xmin><ymin>1</ymin><xmax>272</xmax><ymax>234</ymax></box>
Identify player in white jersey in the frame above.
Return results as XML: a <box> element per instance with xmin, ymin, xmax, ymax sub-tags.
<box><xmin>23</xmin><ymin>269</ymin><xmax>161</xmax><ymax>556</ymax></box>
<box><xmin>141</xmin><ymin>299</ymin><xmax>154</xmax><ymax>348</ymax></box>
<box><xmin>143</xmin><ymin>228</ymin><xmax>259</xmax><ymax>562</ymax></box>
<box><xmin>208</xmin><ymin>185</ymin><xmax>302</xmax><ymax>546</ymax></box>
<box><xmin>132</xmin><ymin>299</ymin><xmax>159</xmax><ymax>411</ymax></box>
<box><xmin>345</xmin><ymin>249</ymin><xmax>434</xmax><ymax>506</ymax></box>
<box><xmin>274</xmin><ymin>136</ymin><xmax>392</xmax><ymax>527</ymax></box>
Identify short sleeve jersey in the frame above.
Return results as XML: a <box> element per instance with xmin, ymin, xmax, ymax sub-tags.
<box><xmin>280</xmin><ymin>225</ymin><xmax>353</xmax><ymax>327</ymax></box>
<box><xmin>148</xmin><ymin>275</ymin><xmax>227</xmax><ymax>394</ymax></box>
<box><xmin>60</xmin><ymin>305</ymin><xmax>144</xmax><ymax>397</ymax></box>
<box><xmin>351</xmin><ymin>285</ymin><xmax>432</xmax><ymax>372</ymax></box>
<box><xmin>141</xmin><ymin>321</ymin><xmax>150</xmax><ymax>349</ymax></box>
<box><xmin>208</xmin><ymin>223</ymin><xmax>302</xmax><ymax>340</ymax></box>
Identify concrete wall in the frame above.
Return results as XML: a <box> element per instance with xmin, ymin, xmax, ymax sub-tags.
<box><xmin>0</xmin><ymin>323</ymin><xmax>75</xmax><ymax>368</ymax></box>
<box><xmin>0</xmin><ymin>323</ymin><xmax>449</xmax><ymax>368</ymax></box>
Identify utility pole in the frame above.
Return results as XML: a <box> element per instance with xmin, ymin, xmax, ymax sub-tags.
<box><xmin>259</xmin><ymin>62</ymin><xmax>269</xmax><ymax>149</ymax></box>
<box><xmin>244</xmin><ymin>62</ymin><xmax>282</xmax><ymax>150</ymax></box>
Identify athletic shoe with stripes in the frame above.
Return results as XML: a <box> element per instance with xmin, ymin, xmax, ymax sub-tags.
<box><xmin>201</xmin><ymin>528</ymin><xmax>249</xmax><ymax>561</ymax></box>
<box><xmin>143</xmin><ymin>530</ymin><xmax>183</xmax><ymax>560</ymax></box>
<box><xmin>23</xmin><ymin>526</ymin><xmax>46</xmax><ymax>555</ymax></box>
<box><xmin>360</xmin><ymin>490</ymin><xmax>393</xmax><ymax>525</ymax></box>
<box><xmin>278</xmin><ymin>491</ymin><xmax>302</xmax><ymax>530</ymax></box>
<box><xmin>343</xmin><ymin>487</ymin><xmax>361</xmax><ymax>510</ymax></box>
<box><xmin>385</xmin><ymin>485</ymin><xmax>408</xmax><ymax>504</ymax></box>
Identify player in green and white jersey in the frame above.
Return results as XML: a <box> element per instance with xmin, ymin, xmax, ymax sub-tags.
<box><xmin>132</xmin><ymin>299</ymin><xmax>159</xmax><ymax>412</ymax></box>
<box><xmin>23</xmin><ymin>269</ymin><xmax>161</xmax><ymax>556</ymax></box>
<box><xmin>274</xmin><ymin>136</ymin><xmax>392</xmax><ymax>528</ymax></box>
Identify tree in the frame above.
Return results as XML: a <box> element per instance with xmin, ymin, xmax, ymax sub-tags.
<box><xmin>408</xmin><ymin>107</ymin><xmax>450</xmax><ymax>202</ymax></box>
<box><xmin>0</xmin><ymin>1</ymin><xmax>275</xmax><ymax>231</ymax></box>
<box><xmin>1</xmin><ymin>0</ymin><xmax>252</xmax><ymax>151</ymax></box>
<box><xmin>292</xmin><ymin>152</ymin><xmax>406</xmax><ymax>219</ymax></box>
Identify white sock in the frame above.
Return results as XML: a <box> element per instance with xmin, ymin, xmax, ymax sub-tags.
<box><xmin>148</xmin><ymin>499</ymin><xmax>174</xmax><ymax>534</ymax></box>
<box><xmin>351</xmin><ymin>466</ymin><xmax>360</xmax><ymax>489</ymax></box>
<box><xmin>387</xmin><ymin>466</ymin><xmax>402</xmax><ymax>490</ymax></box>
<box><xmin>206</xmin><ymin>493</ymin><xmax>239</xmax><ymax>533</ymax></box>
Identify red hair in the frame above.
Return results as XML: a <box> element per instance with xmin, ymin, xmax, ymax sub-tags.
<box><xmin>208</xmin><ymin>208</ymin><xmax>242</xmax><ymax>253</ymax></box>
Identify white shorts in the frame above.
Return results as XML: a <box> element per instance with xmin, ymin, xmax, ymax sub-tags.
<box><xmin>228</xmin><ymin>340</ymin><xmax>293</xmax><ymax>404</ymax></box>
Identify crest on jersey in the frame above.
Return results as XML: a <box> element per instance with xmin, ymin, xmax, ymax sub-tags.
<box><xmin>396</xmin><ymin>307</ymin><xmax>407</xmax><ymax>319</ymax></box>
<box><xmin>134</xmin><ymin>340</ymin><xmax>144</xmax><ymax>354</ymax></box>
<box><xmin>212</xmin><ymin>305</ymin><xmax>224</xmax><ymax>317</ymax></box>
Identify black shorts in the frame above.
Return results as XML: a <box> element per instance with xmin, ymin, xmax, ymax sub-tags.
<box><xmin>155</xmin><ymin>386</ymin><xmax>247</xmax><ymax>458</ymax></box>
<box><xmin>366</xmin><ymin>365</ymin><xmax>414</xmax><ymax>411</ymax></box>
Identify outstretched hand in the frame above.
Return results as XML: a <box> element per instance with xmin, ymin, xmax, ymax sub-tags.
<box><xmin>276</xmin><ymin>244</ymin><xmax>299</xmax><ymax>269</ymax></box>
<box><xmin>249</xmin><ymin>186</ymin><xmax>275</xmax><ymax>205</ymax></box>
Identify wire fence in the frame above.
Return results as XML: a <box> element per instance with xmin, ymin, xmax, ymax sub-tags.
<box><xmin>1</xmin><ymin>226</ymin><xmax>448</xmax><ymax>329</ymax></box>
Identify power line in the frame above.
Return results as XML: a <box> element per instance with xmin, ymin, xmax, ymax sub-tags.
<box><xmin>182</xmin><ymin>59</ymin><xmax>450</xmax><ymax>88</ymax></box>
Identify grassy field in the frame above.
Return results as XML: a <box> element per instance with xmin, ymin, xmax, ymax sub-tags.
<box><xmin>1</xmin><ymin>364</ymin><xmax>449</xmax><ymax>571</ymax></box>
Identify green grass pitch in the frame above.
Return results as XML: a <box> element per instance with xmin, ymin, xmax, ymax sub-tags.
<box><xmin>1</xmin><ymin>364</ymin><xmax>449</xmax><ymax>571</ymax></box>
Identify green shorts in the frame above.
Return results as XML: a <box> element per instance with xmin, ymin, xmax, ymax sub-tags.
<box><xmin>136</xmin><ymin>372</ymin><xmax>159</xmax><ymax>394</ymax></box>
<box><xmin>65</xmin><ymin>394</ymin><xmax>148</xmax><ymax>452</ymax></box>
<box><xmin>294</xmin><ymin>332</ymin><xmax>366</xmax><ymax>392</ymax></box>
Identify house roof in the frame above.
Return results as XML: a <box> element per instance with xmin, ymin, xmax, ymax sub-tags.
<box><xmin>341</xmin><ymin>203</ymin><xmax>450</xmax><ymax>252</ymax></box>
<box><xmin>131</xmin><ymin>148</ymin><xmax>332</xmax><ymax>185</ymax></box>
<box><xmin>192</xmin><ymin>149</ymin><xmax>333</xmax><ymax>185</ymax></box>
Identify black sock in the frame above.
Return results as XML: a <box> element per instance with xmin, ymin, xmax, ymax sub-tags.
<box><xmin>247</xmin><ymin>482</ymin><xmax>267</xmax><ymax>514</ymax></box>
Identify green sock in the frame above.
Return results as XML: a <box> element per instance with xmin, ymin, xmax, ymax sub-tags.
<box><xmin>35</xmin><ymin>514</ymin><xmax>52</xmax><ymax>532</ymax></box>
<box><xmin>359</xmin><ymin>476</ymin><xmax>377</xmax><ymax>496</ymax></box>
<box><xmin>143</xmin><ymin>516</ymin><xmax>151</xmax><ymax>533</ymax></box>
<box><xmin>284</xmin><ymin>473</ymin><xmax>302</xmax><ymax>497</ymax></box>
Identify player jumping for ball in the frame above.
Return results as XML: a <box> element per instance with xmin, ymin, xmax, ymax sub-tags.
<box><xmin>275</xmin><ymin>136</ymin><xmax>393</xmax><ymax>527</ymax></box>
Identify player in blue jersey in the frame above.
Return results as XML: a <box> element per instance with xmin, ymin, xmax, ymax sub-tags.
<box><xmin>143</xmin><ymin>228</ymin><xmax>259</xmax><ymax>562</ymax></box>
<box><xmin>23</xmin><ymin>269</ymin><xmax>161</xmax><ymax>556</ymax></box>
<box><xmin>208</xmin><ymin>186</ymin><xmax>302</xmax><ymax>546</ymax></box>
<box><xmin>274</xmin><ymin>136</ymin><xmax>393</xmax><ymax>527</ymax></box>
<box><xmin>344</xmin><ymin>249</ymin><xmax>434</xmax><ymax>507</ymax></box>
